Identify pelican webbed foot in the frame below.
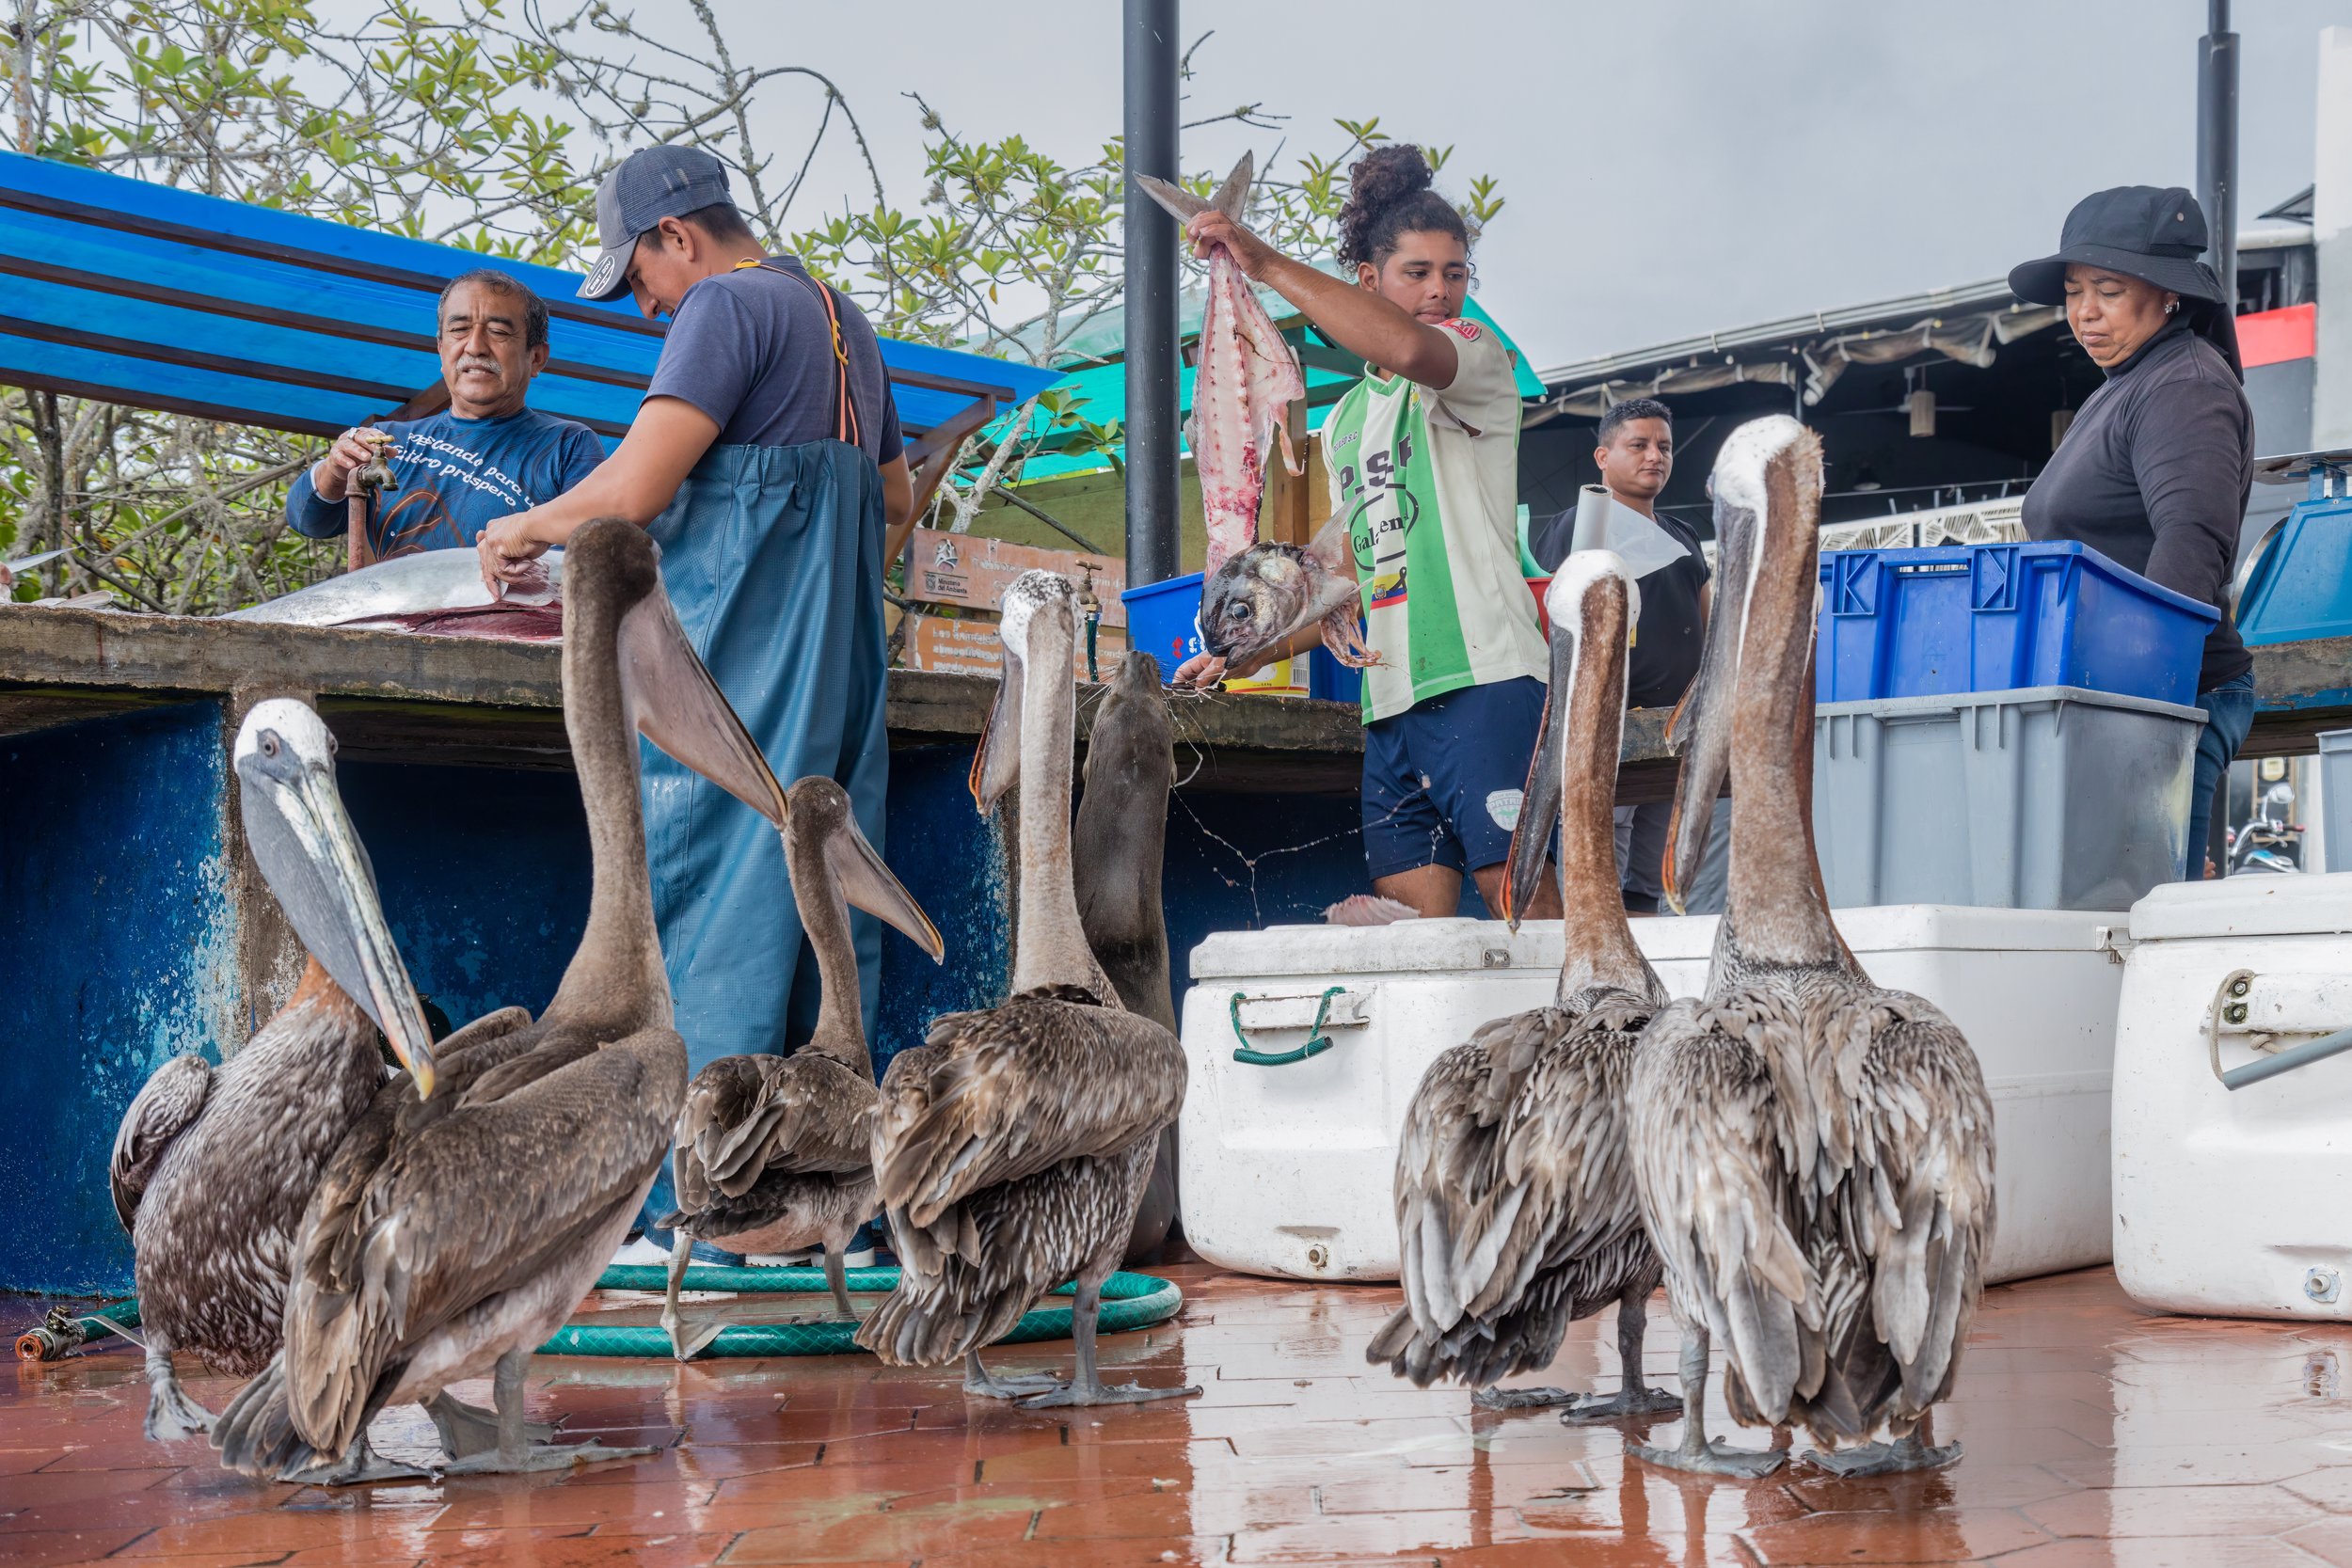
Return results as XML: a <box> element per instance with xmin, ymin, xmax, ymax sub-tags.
<box><xmin>1015</xmin><ymin>1375</ymin><xmax>1200</xmax><ymax>1409</ymax></box>
<box><xmin>660</xmin><ymin>1233</ymin><xmax>726</xmax><ymax>1362</ymax></box>
<box><xmin>1625</xmin><ymin>1326</ymin><xmax>1782</xmax><ymax>1478</ymax></box>
<box><xmin>1007</xmin><ymin>1280</ymin><xmax>1201</xmax><ymax>1410</ymax></box>
<box><xmin>142</xmin><ymin>1343</ymin><xmax>216</xmax><ymax>1441</ymax></box>
<box><xmin>426</xmin><ymin>1391</ymin><xmax>555</xmax><ymax>1458</ymax></box>
<box><xmin>1473</xmin><ymin>1385</ymin><xmax>1578</xmax><ymax>1412</ymax></box>
<box><xmin>430</xmin><ymin>1348</ymin><xmax>660</xmax><ymax>1475</ymax></box>
<box><xmin>1558</xmin><ymin>1383</ymin><xmax>1685</xmax><ymax>1425</ymax></box>
<box><xmin>279</xmin><ymin>1433</ymin><xmax>433</xmax><ymax>1486</ymax></box>
<box><xmin>1803</xmin><ymin>1427</ymin><xmax>1962</xmax><ymax>1477</ymax></box>
<box><xmin>962</xmin><ymin>1352</ymin><xmax>1064</xmax><ymax>1400</ymax></box>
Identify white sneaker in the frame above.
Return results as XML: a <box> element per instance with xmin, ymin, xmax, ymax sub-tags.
<box><xmin>841</xmin><ymin>1246</ymin><xmax>877</xmax><ymax>1269</ymax></box>
<box><xmin>747</xmin><ymin>1250</ymin><xmax>815</xmax><ymax>1267</ymax></box>
<box><xmin>611</xmin><ymin>1236</ymin><xmax>672</xmax><ymax>1268</ymax></box>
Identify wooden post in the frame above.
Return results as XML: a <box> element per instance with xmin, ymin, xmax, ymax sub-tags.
<box><xmin>1260</xmin><ymin>400</ymin><xmax>1315</xmax><ymax>548</ymax></box>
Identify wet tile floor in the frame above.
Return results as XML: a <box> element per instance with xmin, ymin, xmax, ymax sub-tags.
<box><xmin>6</xmin><ymin>1264</ymin><xmax>2352</xmax><ymax>1566</ymax></box>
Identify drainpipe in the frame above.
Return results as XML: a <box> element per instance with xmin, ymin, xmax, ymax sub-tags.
<box><xmin>2199</xmin><ymin>0</ymin><xmax>2239</xmax><ymax>313</ymax></box>
<box><xmin>1123</xmin><ymin>0</ymin><xmax>1181</xmax><ymax>589</ymax></box>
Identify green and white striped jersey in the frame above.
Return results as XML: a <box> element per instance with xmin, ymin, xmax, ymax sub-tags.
<box><xmin>1319</xmin><ymin>319</ymin><xmax>1546</xmax><ymax>723</ymax></box>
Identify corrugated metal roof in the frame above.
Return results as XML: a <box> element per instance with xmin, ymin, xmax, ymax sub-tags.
<box><xmin>0</xmin><ymin>150</ymin><xmax>1060</xmax><ymax>451</ymax></box>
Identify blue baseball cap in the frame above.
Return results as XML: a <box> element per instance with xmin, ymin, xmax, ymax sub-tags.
<box><xmin>578</xmin><ymin>146</ymin><xmax>735</xmax><ymax>301</ymax></box>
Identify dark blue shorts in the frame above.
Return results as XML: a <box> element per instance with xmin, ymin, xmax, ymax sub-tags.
<box><xmin>1360</xmin><ymin>675</ymin><xmax>1547</xmax><ymax>880</ymax></box>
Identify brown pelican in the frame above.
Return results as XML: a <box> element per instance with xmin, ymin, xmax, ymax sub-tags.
<box><xmin>1366</xmin><ymin>554</ymin><xmax>1680</xmax><ymax>1422</ymax></box>
<box><xmin>1629</xmin><ymin>417</ymin><xmax>1995</xmax><ymax>1479</ymax></box>
<box><xmin>1072</xmin><ymin>649</ymin><xmax>1181</xmax><ymax>1263</ymax></box>
<box><xmin>659</xmin><ymin>774</ymin><xmax>945</xmax><ymax>1359</ymax></box>
<box><xmin>856</xmin><ymin>571</ymin><xmax>1196</xmax><ymax>1407</ymax></box>
<box><xmin>109</xmin><ymin>699</ymin><xmax>438</xmax><ymax>1443</ymax></box>
<box><xmin>214</xmin><ymin>516</ymin><xmax>794</xmax><ymax>1481</ymax></box>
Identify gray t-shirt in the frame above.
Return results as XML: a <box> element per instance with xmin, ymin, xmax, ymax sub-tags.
<box><xmin>645</xmin><ymin>257</ymin><xmax>904</xmax><ymax>466</ymax></box>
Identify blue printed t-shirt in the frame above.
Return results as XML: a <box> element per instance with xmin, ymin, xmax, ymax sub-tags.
<box><xmin>285</xmin><ymin>406</ymin><xmax>605</xmax><ymax>557</ymax></box>
<box><xmin>645</xmin><ymin>257</ymin><xmax>903</xmax><ymax>464</ymax></box>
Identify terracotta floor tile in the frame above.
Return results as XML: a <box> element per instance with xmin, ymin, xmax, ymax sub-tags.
<box><xmin>0</xmin><ymin>1529</ymin><xmax>156</xmax><ymax>1568</ymax></box>
<box><xmin>1997</xmin><ymin>1539</ymin><xmax>2332</xmax><ymax>1567</ymax></box>
<box><xmin>10</xmin><ymin>1268</ymin><xmax>2352</xmax><ymax>1565</ymax></box>
<box><xmin>1737</xmin><ymin>1505</ymin><xmax>2051</xmax><ymax>1563</ymax></box>
<box><xmin>2286</xmin><ymin>1517</ymin><xmax>2352</xmax><ymax>1567</ymax></box>
<box><xmin>2024</xmin><ymin>1481</ymin><xmax>2326</xmax><ymax>1538</ymax></box>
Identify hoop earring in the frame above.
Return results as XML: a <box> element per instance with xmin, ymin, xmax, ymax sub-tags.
<box><xmin>2165</xmin><ymin>299</ymin><xmax>2179</xmax><ymax>315</ymax></box>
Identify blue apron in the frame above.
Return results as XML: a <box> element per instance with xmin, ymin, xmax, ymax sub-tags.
<box><xmin>640</xmin><ymin>436</ymin><xmax>890</xmax><ymax>1076</ymax></box>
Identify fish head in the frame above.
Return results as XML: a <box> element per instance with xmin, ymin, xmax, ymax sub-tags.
<box><xmin>1197</xmin><ymin>521</ymin><xmax>1362</xmax><ymax>670</ymax></box>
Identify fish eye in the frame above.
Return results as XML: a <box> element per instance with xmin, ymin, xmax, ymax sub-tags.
<box><xmin>1232</xmin><ymin>603</ymin><xmax>1253</xmax><ymax>622</ymax></box>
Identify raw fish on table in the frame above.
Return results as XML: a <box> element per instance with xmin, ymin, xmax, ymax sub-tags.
<box><xmin>223</xmin><ymin>548</ymin><xmax>563</xmax><ymax>641</ymax></box>
<box><xmin>1134</xmin><ymin>154</ymin><xmax>1306</xmax><ymax>577</ymax></box>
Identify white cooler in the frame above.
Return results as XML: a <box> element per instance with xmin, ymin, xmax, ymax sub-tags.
<box><xmin>1178</xmin><ymin>907</ymin><xmax>2124</xmax><ymax>1287</ymax></box>
<box><xmin>2113</xmin><ymin>874</ymin><xmax>2352</xmax><ymax>1320</ymax></box>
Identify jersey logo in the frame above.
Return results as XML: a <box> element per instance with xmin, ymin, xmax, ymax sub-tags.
<box><xmin>1443</xmin><ymin>319</ymin><xmax>1483</xmax><ymax>341</ymax></box>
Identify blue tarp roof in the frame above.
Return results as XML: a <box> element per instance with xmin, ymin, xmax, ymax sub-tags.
<box><xmin>0</xmin><ymin>150</ymin><xmax>1061</xmax><ymax>451</ymax></box>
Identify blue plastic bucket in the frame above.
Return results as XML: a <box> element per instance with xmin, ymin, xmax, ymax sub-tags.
<box><xmin>1815</xmin><ymin>540</ymin><xmax>2218</xmax><ymax>707</ymax></box>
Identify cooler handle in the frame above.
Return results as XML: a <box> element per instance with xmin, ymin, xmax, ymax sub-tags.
<box><xmin>2204</xmin><ymin>968</ymin><xmax>2352</xmax><ymax>1090</ymax></box>
<box><xmin>1231</xmin><ymin>986</ymin><xmax>1348</xmax><ymax>1067</ymax></box>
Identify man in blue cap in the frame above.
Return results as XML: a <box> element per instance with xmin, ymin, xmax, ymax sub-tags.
<box><xmin>477</xmin><ymin>145</ymin><xmax>912</xmax><ymax>1263</ymax></box>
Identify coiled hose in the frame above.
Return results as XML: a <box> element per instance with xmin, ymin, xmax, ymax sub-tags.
<box><xmin>18</xmin><ymin>1267</ymin><xmax>1182</xmax><ymax>1361</ymax></box>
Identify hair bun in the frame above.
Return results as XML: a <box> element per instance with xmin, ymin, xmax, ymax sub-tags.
<box><xmin>1336</xmin><ymin>144</ymin><xmax>1466</xmax><ymax>273</ymax></box>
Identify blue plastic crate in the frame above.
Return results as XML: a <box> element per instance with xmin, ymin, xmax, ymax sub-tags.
<box><xmin>1815</xmin><ymin>540</ymin><xmax>2217</xmax><ymax>707</ymax></box>
<box><xmin>2233</xmin><ymin>468</ymin><xmax>2352</xmax><ymax>645</ymax></box>
<box><xmin>1120</xmin><ymin>571</ymin><xmax>1363</xmax><ymax>704</ymax></box>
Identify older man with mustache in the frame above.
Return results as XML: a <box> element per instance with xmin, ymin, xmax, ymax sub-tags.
<box><xmin>285</xmin><ymin>270</ymin><xmax>603</xmax><ymax>561</ymax></box>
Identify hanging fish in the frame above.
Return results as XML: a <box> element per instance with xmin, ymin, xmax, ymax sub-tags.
<box><xmin>1133</xmin><ymin>154</ymin><xmax>1306</xmax><ymax>578</ymax></box>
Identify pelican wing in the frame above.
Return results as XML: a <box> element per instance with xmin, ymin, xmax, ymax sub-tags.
<box><xmin>1386</xmin><ymin>1032</ymin><xmax>1501</xmax><ymax>1340</ymax></box>
<box><xmin>1629</xmin><ymin>993</ymin><xmax>1816</xmax><ymax>1425</ymax></box>
<box><xmin>109</xmin><ymin>1053</ymin><xmax>214</xmax><ymax>1230</ymax></box>
<box><xmin>679</xmin><ymin>1053</ymin><xmax>874</xmax><ymax>1214</ymax></box>
<box><xmin>873</xmin><ymin>995</ymin><xmax>1184</xmax><ymax>1228</ymax></box>
<box><xmin>280</xmin><ymin>1022</ymin><xmax>674</xmax><ymax>1459</ymax></box>
<box><xmin>1841</xmin><ymin>990</ymin><xmax>1997</xmax><ymax>1420</ymax></box>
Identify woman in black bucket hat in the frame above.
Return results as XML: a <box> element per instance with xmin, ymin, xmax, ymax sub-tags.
<box><xmin>2012</xmin><ymin>185</ymin><xmax>2254</xmax><ymax>879</ymax></box>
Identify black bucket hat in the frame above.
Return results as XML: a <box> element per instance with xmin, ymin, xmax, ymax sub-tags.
<box><xmin>2010</xmin><ymin>185</ymin><xmax>2240</xmax><ymax>377</ymax></box>
<box><xmin>2009</xmin><ymin>185</ymin><xmax>2224</xmax><ymax>307</ymax></box>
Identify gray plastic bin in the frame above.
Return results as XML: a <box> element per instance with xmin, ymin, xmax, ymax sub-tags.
<box><xmin>2320</xmin><ymin>730</ymin><xmax>2352</xmax><ymax>873</ymax></box>
<box><xmin>1812</xmin><ymin>685</ymin><xmax>2205</xmax><ymax>911</ymax></box>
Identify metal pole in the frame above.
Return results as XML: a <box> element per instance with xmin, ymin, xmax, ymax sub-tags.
<box><xmin>1122</xmin><ymin>0</ymin><xmax>1181</xmax><ymax>589</ymax></box>
<box><xmin>2199</xmin><ymin>0</ymin><xmax>2240</xmax><ymax>312</ymax></box>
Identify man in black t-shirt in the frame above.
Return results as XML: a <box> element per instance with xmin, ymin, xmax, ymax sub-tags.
<box><xmin>1530</xmin><ymin>398</ymin><xmax>1718</xmax><ymax>913</ymax></box>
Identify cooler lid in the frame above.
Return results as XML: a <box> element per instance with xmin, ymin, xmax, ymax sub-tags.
<box><xmin>2129</xmin><ymin>873</ymin><xmax>2352</xmax><ymax>941</ymax></box>
<box><xmin>1187</xmin><ymin>906</ymin><xmax>2126</xmax><ymax>981</ymax></box>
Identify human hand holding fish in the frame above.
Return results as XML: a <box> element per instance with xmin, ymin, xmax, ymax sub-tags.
<box><xmin>477</xmin><ymin>511</ymin><xmax>554</xmax><ymax>598</ymax></box>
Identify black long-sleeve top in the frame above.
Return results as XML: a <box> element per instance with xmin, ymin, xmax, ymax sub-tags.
<box><xmin>2020</xmin><ymin>320</ymin><xmax>2253</xmax><ymax>689</ymax></box>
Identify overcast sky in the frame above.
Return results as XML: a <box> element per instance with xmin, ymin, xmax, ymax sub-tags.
<box><xmin>690</xmin><ymin>0</ymin><xmax>2352</xmax><ymax>372</ymax></box>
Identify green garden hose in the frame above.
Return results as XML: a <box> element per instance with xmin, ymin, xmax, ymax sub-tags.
<box><xmin>22</xmin><ymin>1268</ymin><xmax>1182</xmax><ymax>1362</ymax></box>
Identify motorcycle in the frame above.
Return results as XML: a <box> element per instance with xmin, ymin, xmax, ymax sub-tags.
<box><xmin>2227</xmin><ymin>780</ymin><xmax>2305</xmax><ymax>876</ymax></box>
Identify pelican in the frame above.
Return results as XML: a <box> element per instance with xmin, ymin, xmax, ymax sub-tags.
<box><xmin>1071</xmin><ymin>648</ymin><xmax>1181</xmax><ymax>1263</ymax></box>
<box><xmin>1628</xmin><ymin>417</ymin><xmax>1995</xmax><ymax>1479</ymax></box>
<box><xmin>1367</xmin><ymin>554</ymin><xmax>1681</xmax><ymax>1422</ymax></box>
<box><xmin>109</xmin><ymin>699</ymin><xmax>438</xmax><ymax>1443</ymax></box>
<box><xmin>659</xmin><ymin>774</ymin><xmax>945</xmax><ymax>1359</ymax></box>
<box><xmin>214</xmin><ymin>517</ymin><xmax>794</xmax><ymax>1481</ymax></box>
<box><xmin>856</xmin><ymin>572</ymin><xmax>1196</xmax><ymax>1407</ymax></box>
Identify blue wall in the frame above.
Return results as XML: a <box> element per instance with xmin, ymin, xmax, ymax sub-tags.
<box><xmin>340</xmin><ymin>759</ymin><xmax>593</xmax><ymax>1032</ymax></box>
<box><xmin>0</xmin><ymin>712</ymin><xmax>1370</xmax><ymax>1294</ymax></box>
<box><xmin>0</xmin><ymin>704</ymin><xmax>233</xmax><ymax>1295</ymax></box>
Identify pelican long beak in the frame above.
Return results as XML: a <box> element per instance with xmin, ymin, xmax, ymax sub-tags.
<box><xmin>259</xmin><ymin>762</ymin><xmax>438</xmax><ymax>1099</ymax></box>
<box><xmin>825</xmin><ymin>812</ymin><xmax>945</xmax><ymax>962</ymax></box>
<box><xmin>971</xmin><ymin>614</ymin><xmax>1031</xmax><ymax>813</ymax></box>
<box><xmin>619</xmin><ymin>591</ymin><xmax>790</xmax><ymax>830</ymax></box>
<box><xmin>1502</xmin><ymin>612</ymin><xmax>1576</xmax><ymax>931</ymax></box>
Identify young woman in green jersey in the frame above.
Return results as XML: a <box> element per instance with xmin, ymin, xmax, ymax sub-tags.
<box><xmin>1175</xmin><ymin>145</ymin><xmax>1557</xmax><ymax>919</ymax></box>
